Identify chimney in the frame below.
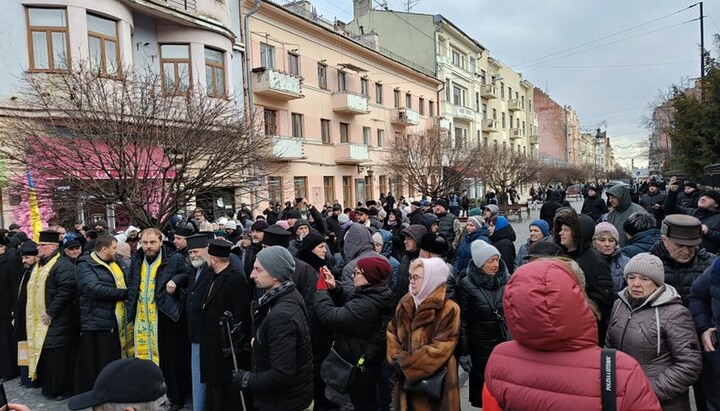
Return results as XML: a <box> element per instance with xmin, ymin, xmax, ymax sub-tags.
<box><xmin>354</xmin><ymin>0</ymin><xmax>371</xmax><ymax>18</ymax></box>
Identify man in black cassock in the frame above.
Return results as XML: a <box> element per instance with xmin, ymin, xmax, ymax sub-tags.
<box><xmin>0</xmin><ymin>232</ymin><xmax>22</xmax><ymax>382</ymax></box>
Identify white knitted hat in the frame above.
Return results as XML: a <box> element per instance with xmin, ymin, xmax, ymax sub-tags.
<box><xmin>623</xmin><ymin>253</ymin><xmax>665</xmax><ymax>286</ymax></box>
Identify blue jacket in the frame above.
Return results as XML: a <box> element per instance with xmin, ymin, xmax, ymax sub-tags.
<box><xmin>454</xmin><ymin>228</ymin><xmax>491</xmax><ymax>273</ymax></box>
<box><xmin>622</xmin><ymin>228</ymin><xmax>661</xmax><ymax>259</ymax></box>
<box><xmin>689</xmin><ymin>258</ymin><xmax>720</xmax><ymax>409</ymax></box>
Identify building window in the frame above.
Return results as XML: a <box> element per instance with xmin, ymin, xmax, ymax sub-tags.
<box><xmin>492</xmin><ymin>108</ymin><xmax>497</xmax><ymax>120</ymax></box>
<box><xmin>375</xmin><ymin>82</ymin><xmax>383</xmax><ymax>104</ymax></box>
<box><xmin>445</xmin><ymin>79</ymin><xmax>451</xmax><ymax>101</ymax></box>
<box><xmin>267</xmin><ymin>176</ymin><xmax>283</xmax><ymax>205</ymax></box>
<box><xmin>405</xmin><ymin>93</ymin><xmax>412</xmax><ymax>108</ymax></box>
<box><xmin>482</xmin><ymin>104</ymin><xmax>488</xmax><ymax>119</ymax></box>
<box><xmin>205</xmin><ymin>48</ymin><xmax>225</xmax><ymax>97</ymax></box>
<box><xmin>87</xmin><ymin>14</ymin><xmax>119</xmax><ymax>76</ymax></box>
<box><xmin>452</xmin><ymin>85</ymin><xmax>465</xmax><ymax>106</ymax></box>
<box><xmin>160</xmin><ymin>44</ymin><xmax>191</xmax><ymax>95</ymax></box>
<box><xmin>294</xmin><ymin>177</ymin><xmax>307</xmax><ymax>199</ymax></box>
<box><xmin>323</xmin><ymin>176</ymin><xmax>335</xmax><ymax>205</ymax></box>
<box><xmin>509</xmin><ymin>115</ymin><xmax>514</xmax><ymax>129</ymax></box>
<box><xmin>508</xmin><ymin>86</ymin><xmax>513</xmax><ymax>100</ymax></box>
<box><xmin>263</xmin><ymin>109</ymin><xmax>277</xmax><ymax>135</ymax></box>
<box><xmin>260</xmin><ymin>42</ymin><xmax>275</xmax><ymax>68</ymax></box>
<box><xmin>451</xmin><ymin>49</ymin><xmax>464</xmax><ymax>68</ymax></box>
<box><xmin>521</xmin><ymin>96</ymin><xmax>525</xmax><ymax>109</ymax></box>
<box><xmin>379</xmin><ymin>175</ymin><xmax>388</xmax><ymax>196</ymax></box>
<box><xmin>337</xmin><ymin>71</ymin><xmax>346</xmax><ymax>91</ymax></box>
<box><xmin>26</xmin><ymin>8</ymin><xmax>69</xmax><ymax>71</ymax></box>
<box><xmin>394</xmin><ymin>89</ymin><xmax>401</xmax><ymax>108</ymax></box>
<box><xmin>475</xmin><ymin>92</ymin><xmax>480</xmax><ymax>111</ymax></box>
<box><xmin>340</xmin><ymin>122</ymin><xmax>349</xmax><ymax>143</ymax></box>
<box><xmin>318</xmin><ymin>63</ymin><xmax>328</xmax><ymax>89</ymax></box>
<box><xmin>291</xmin><ymin>113</ymin><xmax>303</xmax><ymax>138</ymax></box>
<box><xmin>377</xmin><ymin>129</ymin><xmax>384</xmax><ymax>148</ymax></box>
<box><xmin>480</xmin><ymin>69</ymin><xmax>486</xmax><ymax>84</ymax></box>
<box><xmin>288</xmin><ymin>52</ymin><xmax>300</xmax><ymax>76</ymax></box>
<box><xmin>343</xmin><ymin>176</ymin><xmax>353</xmax><ymax>208</ymax></box>
<box><xmin>361</xmin><ymin>78</ymin><xmax>369</xmax><ymax>97</ymax></box>
<box><xmin>418</xmin><ymin>97</ymin><xmax>424</xmax><ymax>115</ymax></box>
<box><xmin>321</xmin><ymin>119</ymin><xmax>331</xmax><ymax>144</ymax></box>
<box><xmin>500</xmin><ymin>82</ymin><xmax>505</xmax><ymax>99</ymax></box>
<box><xmin>363</xmin><ymin>127</ymin><xmax>371</xmax><ymax>145</ymax></box>
<box><xmin>429</xmin><ymin>100</ymin><xmax>435</xmax><ymax>117</ymax></box>
<box><xmin>502</xmin><ymin>112</ymin><xmax>506</xmax><ymax>129</ymax></box>
<box><xmin>469</xmin><ymin>57</ymin><xmax>476</xmax><ymax>74</ymax></box>
<box><xmin>528</xmin><ymin>99</ymin><xmax>532</xmax><ymax>112</ymax></box>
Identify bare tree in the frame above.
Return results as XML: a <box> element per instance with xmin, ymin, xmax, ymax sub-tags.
<box><xmin>473</xmin><ymin>147</ymin><xmax>541</xmax><ymax>205</ymax></box>
<box><xmin>0</xmin><ymin>63</ymin><xmax>280</xmax><ymax>229</ymax></box>
<box><xmin>381</xmin><ymin>127</ymin><xmax>481</xmax><ymax>199</ymax></box>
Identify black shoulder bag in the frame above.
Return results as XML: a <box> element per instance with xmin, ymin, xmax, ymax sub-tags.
<box><xmin>601</xmin><ymin>348</ymin><xmax>617</xmax><ymax>411</ymax></box>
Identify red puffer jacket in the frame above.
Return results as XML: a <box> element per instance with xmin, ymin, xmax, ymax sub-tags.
<box><xmin>484</xmin><ymin>260</ymin><xmax>661</xmax><ymax>411</ymax></box>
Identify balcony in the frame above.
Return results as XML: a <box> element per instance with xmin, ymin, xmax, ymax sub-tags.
<box><xmin>510</xmin><ymin>128</ymin><xmax>525</xmax><ymax>140</ymax></box>
<box><xmin>529</xmin><ymin>134</ymin><xmax>539</xmax><ymax>145</ymax></box>
<box><xmin>508</xmin><ymin>99</ymin><xmax>523</xmax><ymax>112</ymax></box>
<box><xmin>334</xmin><ymin>143</ymin><xmax>370</xmax><ymax>164</ymax></box>
<box><xmin>434</xmin><ymin>117</ymin><xmax>451</xmax><ymax>131</ymax></box>
<box><xmin>332</xmin><ymin>91</ymin><xmax>370</xmax><ymax>115</ymax></box>
<box><xmin>253</xmin><ymin>68</ymin><xmax>303</xmax><ymax>100</ymax></box>
<box><xmin>391</xmin><ymin>108</ymin><xmax>420</xmax><ymax>127</ymax></box>
<box><xmin>272</xmin><ymin>136</ymin><xmax>303</xmax><ymax>160</ymax></box>
<box><xmin>453</xmin><ymin>106</ymin><xmax>476</xmax><ymax>121</ymax></box>
<box><xmin>480</xmin><ymin>84</ymin><xmax>498</xmax><ymax>99</ymax></box>
<box><xmin>483</xmin><ymin>119</ymin><xmax>499</xmax><ymax>132</ymax></box>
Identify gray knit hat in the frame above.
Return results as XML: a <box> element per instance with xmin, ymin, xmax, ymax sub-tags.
<box><xmin>623</xmin><ymin>252</ymin><xmax>665</xmax><ymax>286</ymax></box>
<box><xmin>256</xmin><ymin>246</ymin><xmax>296</xmax><ymax>282</ymax></box>
<box><xmin>471</xmin><ymin>240</ymin><xmax>500</xmax><ymax>268</ymax></box>
<box><xmin>467</xmin><ymin>216</ymin><xmax>485</xmax><ymax>230</ymax></box>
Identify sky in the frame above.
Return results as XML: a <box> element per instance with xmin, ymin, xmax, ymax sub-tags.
<box><xmin>304</xmin><ymin>0</ymin><xmax>720</xmax><ymax>169</ymax></box>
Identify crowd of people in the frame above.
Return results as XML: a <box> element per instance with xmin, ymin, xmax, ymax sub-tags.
<box><xmin>0</xmin><ymin>176</ymin><xmax>719</xmax><ymax>410</ymax></box>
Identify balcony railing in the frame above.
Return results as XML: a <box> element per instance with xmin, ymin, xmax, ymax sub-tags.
<box><xmin>332</xmin><ymin>91</ymin><xmax>370</xmax><ymax>115</ymax></box>
<box><xmin>434</xmin><ymin>117</ymin><xmax>451</xmax><ymax>130</ymax></box>
<box><xmin>253</xmin><ymin>68</ymin><xmax>303</xmax><ymax>100</ymax></box>
<box><xmin>510</xmin><ymin>128</ymin><xmax>525</xmax><ymax>139</ymax></box>
<box><xmin>508</xmin><ymin>99</ymin><xmax>523</xmax><ymax>112</ymax></box>
<box><xmin>454</xmin><ymin>106</ymin><xmax>476</xmax><ymax>121</ymax></box>
<box><xmin>167</xmin><ymin>0</ymin><xmax>197</xmax><ymax>12</ymax></box>
<box><xmin>480</xmin><ymin>84</ymin><xmax>498</xmax><ymax>99</ymax></box>
<box><xmin>334</xmin><ymin>143</ymin><xmax>369</xmax><ymax>164</ymax></box>
<box><xmin>391</xmin><ymin>107</ymin><xmax>420</xmax><ymax>126</ymax></box>
<box><xmin>272</xmin><ymin>136</ymin><xmax>303</xmax><ymax>159</ymax></box>
<box><xmin>483</xmin><ymin>119</ymin><xmax>499</xmax><ymax>132</ymax></box>
<box><xmin>529</xmin><ymin>134</ymin><xmax>539</xmax><ymax>145</ymax></box>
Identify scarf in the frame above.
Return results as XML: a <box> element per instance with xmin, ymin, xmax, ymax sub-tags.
<box><xmin>91</xmin><ymin>252</ymin><xmax>134</xmax><ymax>358</ymax></box>
<box><xmin>26</xmin><ymin>253</ymin><xmax>60</xmax><ymax>380</ymax></box>
<box><xmin>134</xmin><ymin>253</ymin><xmax>162</xmax><ymax>365</ymax></box>
<box><xmin>411</xmin><ymin>258</ymin><xmax>449</xmax><ymax>308</ymax></box>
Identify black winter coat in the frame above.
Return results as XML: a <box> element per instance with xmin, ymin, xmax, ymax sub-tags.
<box><xmin>314</xmin><ymin>285</ymin><xmax>394</xmax><ymax>366</ymax></box>
<box><xmin>651</xmin><ymin>240</ymin><xmax>716</xmax><ymax>306</ymax></box>
<box><xmin>127</xmin><ymin>246</ymin><xmax>190</xmax><ymax>322</ymax></box>
<box><xmin>689</xmin><ymin>258</ymin><xmax>720</xmax><ymax>409</ymax></box>
<box><xmin>76</xmin><ymin>254</ymin><xmax>129</xmax><ymax>331</ymax></box>
<box><xmin>40</xmin><ymin>251</ymin><xmax>80</xmax><ymax>348</ymax></box>
<box><xmin>394</xmin><ymin>249</ymin><xmax>419</xmax><ymax>306</ymax></box>
<box><xmin>187</xmin><ymin>264</ymin><xmax>212</xmax><ymax>344</ymax></box>
<box><xmin>0</xmin><ymin>248</ymin><xmax>23</xmax><ymax>318</ymax></box>
<box><xmin>664</xmin><ymin>189</ymin><xmax>720</xmax><ymax>254</ymax></box>
<box><xmin>200</xmin><ymin>265</ymin><xmax>248</xmax><ymax>384</ymax></box>
<box><xmin>248</xmin><ymin>284</ymin><xmax>313</xmax><ymax>411</ymax></box>
<box><xmin>581</xmin><ymin>195</ymin><xmax>608</xmax><ymax>222</ymax></box>
<box><xmin>489</xmin><ymin>225</ymin><xmax>517</xmax><ymax>274</ymax></box>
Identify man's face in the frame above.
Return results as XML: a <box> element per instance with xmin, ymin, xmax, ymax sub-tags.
<box><xmin>141</xmin><ymin>233</ymin><xmax>162</xmax><ymax>258</ymax></box>
<box><xmin>251</xmin><ymin>260</ymin><xmax>279</xmax><ymax>290</ymax></box>
<box><xmin>661</xmin><ymin>236</ymin><xmax>696</xmax><ymax>264</ymax></box>
<box><xmin>685</xmin><ymin>186</ymin><xmax>695</xmax><ymax>195</ymax></box>
<box><xmin>588</xmin><ymin>189</ymin><xmax>596</xmax><ymax>197</ymax></box>
<box><xmin>65</xmin><ymin>246</ymin><xmax>83</xmax><ymax>260</ymax></box>
<box><xmin>433</xmin><ymin>205</ymin><xmax>445</xmax><ymax>215</ymax></box>
<box><xmin>22</xmin><ymin>255</ymin><xmax>38</xmax><ymax>268</ymax></box>
<box><xmin>194</xmin><ymin>211</ymin><xmax>205</xmax><ymax>222</ymax></box>
<box><xmin>356</xmin><ymin>213</ymin><xmax>367</xmax><ymax>223</ymax></box>
<box><xmin>57</xmin><ymin>226</ymin><xmax>66</xmax><ymax>241</ymax></box>
<box><xmin>0</xmin><ymin>244</ymin><xmax>5</xmax><ymax>255</ymax></box>
<box><xmin>173</xmin><ymin>234</ymin><xmax>187</xmax><ymax>250</ymax></box>
<box><xmin>37</xmin><ymin>242</ymin><xmax>58</xmax><ymax>258</ymax></box>
<box><xmin>94</xmin><ymin>225</ymin><xmax>105</xmax><ymax>233</ymax></box>
<box><xmin>296</xmin><ymin>225</ymin><xmax>309</xmax><ymax>238</ymax></box>
<box><xmin>608</xmin><ymin>195</ymin><xmax>620</xmax><ymax>208</ymax></box>
<box><xmin>528</xmin><ymin>226</ymin><xmax>544</xmax><ymax>242</ymax></box>
<box><xmin>404</xmin><ymin>236</ymin><xmax>417</xmax><ymax>252</ymax></box>
<box><xmin>96</xmin><ymin>242</ymin><xmax>117</xmax><ymax>262</ymax></box>
<box><xmin>251</xmin><ymin>230</ymin><xmax>264</xmax><ymax>243</ymax></box>
<box><xmin>188</xmin><ymin>247</ymin><xmax>207</xmax><ymax>268</ymax></box>
<box><xmin>698</xmin><ymin>195</ymin><xmax>718</xmax><ymax>210</ymax></box>
<box><xmin>648</xmin><ymin>185</ymin><xmax>658</xmax><ymax>194</ymax></box>
<box><xmin>558</xmin><ymin>225</ymin><xmax>574</xmax><ymax>249</ymax></box>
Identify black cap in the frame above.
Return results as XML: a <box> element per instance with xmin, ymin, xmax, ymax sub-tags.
<box><xmin>8</xmin><ymin>223</ymin><xmax>20</xmax><ymax>230</ymax></box>
<box><xmin>38</xmin><ymin>230</ymin><xmax>61</xmax><ymax>244</ymax></box>
<box><xmin>367</xmin><ymin>207</ymin><xmax>379</xmax><ymax>216</ymax></box>
<box><xmin>411</xmin><ymin>201</ymin><xmax>422</xmax><ymax>207</ymax></box>
<box><xmin>20</xmin><ymin>240</ymin><xmax>38</xmax><ymax>256</ymax></box>
<box><xmin>356</xmin><ymin>207</ymin><xmax>369</xmax><ymax>215</ymax></box>
<box><xmin>434</xmin><ymin>199</ymin><xmax>449</xmax><ymax>209</ymax></box>
<box><xmin>285</xmin><ymin>210</ymin><xmax>302</xmax><ymax>220</ymax></box>
<box><xmin>263</xmin><ymin>225</ymin><xmax>292</xmax><ymax>248</ymax></box>
<box><xmin>199</xmin><ymin>231</ymin><xmax>216</xmax><ymax>240</ymax></box>
<box><xmin>67</xmin><ymin>358</ymin><xmax>166</xmax><ymax>410</ymax></box>
<box><xmin>64</xmin><ymin>239</ymin><xmax>82</xmax><ymax>249</ymax></box>
<box><xmin>208</xmin><ymin>239</ymin><xmax>231</xmax><ymax>257</ymax></box>
<box><xmin>332</xmin><ymin>204</ymin><xmax>342</xmax><ymax>211</ymax></box>
<box><xmin>251</xmin><ymin>220</ymin><xmax>270</xmax><ymax>232</ymax></box>
<box><xmin>419</xmin><ymin>233</ymin><xmax>448</xmax><ymax>256</ymax></box>
<box><xmin>186</xmin><ymin>234</ymin><xmax>208</xmax><ymax>250</ymax></box>
<box><xmin>174</xmin><ymin>225</ymin><xmax>195</xmax><ymax>237</ymax></box>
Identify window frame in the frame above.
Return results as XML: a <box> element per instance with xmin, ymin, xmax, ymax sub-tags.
<box><xmin>288</xmin><ymin>52</ymin><xmax>300</xmax><ymax>76</ymax></box>
<box><xmin>377</xmin><ymin>129</ymin><xmax>385</xmax><ymax>148</ymax></box>
<box><xmin>375</xmin><ymin>82</ymin><xmax>383</xmax><ymax>104</ymax></box>
<box><xmin>87</xmin><ymin>13</ymin><xmax>121</xmax><ymax>77</ymax></box>
<box><xmin>291</xmin><ymin>112</ymin><xmax>304</xmax><ymax>138</ymax></box>
<box><xmin>362</xmin><ymin>126</ymin><xmax>371</xmax><ymax>145</ymax></box>
<box><xmin>360</xmin><ymin>78</ymin><xmax>369</xmax><ymax>97</ymax></box>
<box><xmin>26</xmin><ymin>7</ymin><xmax>71</xmax><ymax>72</ymax></box>
<box><xmin>159</xmin><ymin>44</ymin><xmax>192</xmax><ymax>95</ymax></box>
<box><xmin>318</xmin><ymin>63</ymin><xmax>328</xmax><ymax>90</ymax></box>
<box><xmin>337</xmin><ymin>70</ymin><xmax>347</xmax><ymax>92</ymax></box>
<box><xmin>321</xmin><ymin>119</ymin><xmax>331</xmax><ymax>144</ymax></box>
<box><xmin>259</xmin><ymin>42</ymin><xmax>275</xmax><ymax>69</ymax></box>
<box><xmin>339</xmin><ymin>122</ymin><xmax>350</xmax><ymax>143</ymax></box>
<box><xmin>205</xmin><ymin>47</ymin><xmax>226</xmax><ymax>98</ymax></box>
<box><xmin>263</xmin><ymin>109</ymin><xmax>278</xmax><ymax>135</ymax></box>
<box><xmin>294</xmin><ymin>176</ymin><xmax>308</xmax><ymax>199</ymax></box>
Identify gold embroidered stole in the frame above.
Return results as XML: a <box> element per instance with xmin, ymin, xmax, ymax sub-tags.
<box><xmin>90</xmin><ymin>252</ymin><xmax>134</xmax><ymax>358</ymax></box>
<box><xmin>134</xmin><ymin>254</ymin><xmax>161</xmax><ymax>365</ymax></box>
<box><xmin>26</xmin><ymin>253</ymin><xmax>60</xmax><ymax>380</ymax></box>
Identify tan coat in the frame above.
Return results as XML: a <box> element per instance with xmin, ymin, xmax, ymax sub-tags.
<box><xmin>387</xmin><ymin>284</ymin><xmax>461</xmax><ymax>411</ymax></box>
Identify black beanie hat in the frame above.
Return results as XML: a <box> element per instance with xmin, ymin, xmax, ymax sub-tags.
<box><xmin>299</xmin><ymin>232</ymin><xmax>326</xmax><ymax>255</ymax></box>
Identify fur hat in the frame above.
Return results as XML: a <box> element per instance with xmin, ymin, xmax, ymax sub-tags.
<box><xmin>471</xmin><ymin>240</ymin><xmax>500</xmax><ymax>268</ymax></box>
<box><xmin>703</xmin><ymin>190</ymin><xmax>720</xmax><ymax>206</ymax></box>
<box><xmin>419</xmin><ymin>233</ymin><xmax>449</xmax><ymax>256</ymax></box>
<box><xmin>624</xmin><ymin>253</ymin><xmax>665</xmax><ymax>286</ymax></box>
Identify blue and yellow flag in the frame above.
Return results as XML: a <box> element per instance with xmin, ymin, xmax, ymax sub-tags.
<box><xmin>26</xmin><ymin>170</ymin><xmax>42</xmax><ymax>242</ymax></box>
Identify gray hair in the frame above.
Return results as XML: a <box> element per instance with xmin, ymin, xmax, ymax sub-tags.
<box><xmin>98</xmin><ymin>394</ymin><xmax>169</xmax><ymax>411</ymax></box>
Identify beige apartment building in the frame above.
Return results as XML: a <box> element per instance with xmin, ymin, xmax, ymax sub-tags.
<box><xmin>345</xmin><ymin>0</ymin><xmax>538</xmax><ymax>198</ymax></box>
<box><xmin>243</xmin><ymin>0</ymin><xmax>442</xmax><ymax>208</ymax></box>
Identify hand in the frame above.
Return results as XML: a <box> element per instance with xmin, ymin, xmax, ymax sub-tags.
<box><xmin>320</xmin><ymin>266</ymin><xmax>336</xmax><ymax>289</ymax></box>
<box><xmin>316</xmin><ymin>274</ymin><xmax>328</xmax><ymax>291</ymax></box>
<box><xmin>40</xmin><ymin>312</ymin><xmax>52</xmax><ymax>326</ymax></box>
<box><xmin>166</xmin><ymin>280</ymin><xmax>177</xmax><ymax>294</ymax></box>
<box><xmin>9</xmin><ymin>404</ymin><xmax>33</xmax><ymax>411</ymax></box>
<box><xmin>702</xmin><ymin>224</ymin><xmax>709</xmax><ymax>234</ymax></box>
<box><xmin>233</xmin><ymin>369</ymin><xmax>251</xmax><ymax>389</ymax></box>
<box><xmin>668</xmin><ymin>176</ymin><xmax>678</xmax><ymax>192</ymax></box>
<box><xmin>701</xmin><ymin>327</ymin><xmax>717</xmax><ymax>352</ymax></box>
<box><xmin>458</xmin><ymin>355</ymin><xmax>473</xmax><ymax>372</ymax></box>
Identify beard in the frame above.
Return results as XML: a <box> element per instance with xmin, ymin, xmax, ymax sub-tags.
<box><xmin>191</xmin><ymin>257</ymin><xmax>206</xmax><ymax>268</ymax></box>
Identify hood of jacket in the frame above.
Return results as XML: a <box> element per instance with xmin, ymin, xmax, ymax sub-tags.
<box><xmin>553</xmin><ymin>208</ymin><xmax>584</xmax><ymax>251</ymax></box>
<box><xmin>578</xmin><ymin>214</ymin><xmax>596</xmax><ymax>249</ymax></box>
<box><xmin>504</xmin><ymin>260</ymin><xmax>598</xmax><ymax>351</ymax></box>
<box><xmin>548</xmin><ymin>190</ymin><xmax>563</xmax><ymax>203</ymax></box>
<box><xmin>606</xmin><ymin>184</ymin><xmax>633</xmax><ymax>212</ymax></box>
<box><xmin>377</xmin><ymin>229</ymin><xmax>395</xmax><ymax>257</ymax></box>
<box><xmin>490</xmin><ymin>224</ymin><xmax>516</xmax><ymax>243</ymax></box>
<box><xmin>343</xmin><ymin>223</ymin><xmax>374</xmax><ymax>261</ymax></box>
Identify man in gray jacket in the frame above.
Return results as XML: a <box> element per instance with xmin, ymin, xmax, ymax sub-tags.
<box><xmin>606</xmin><ymin>253</ymin><xmax>701</xmax><ymax>410</ymax></box>
<box><xmin>606</xmin><ymin>183</ymin><xmax>648</xmax><ymax>247</ymax></box>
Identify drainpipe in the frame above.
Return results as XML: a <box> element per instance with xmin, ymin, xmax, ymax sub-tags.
<box><xmin>244</xmin><ymin>0</ymin><xmax>261</xmax><ymax>118</ymax></box>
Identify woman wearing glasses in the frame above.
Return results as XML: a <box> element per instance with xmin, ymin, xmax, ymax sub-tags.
<box><xmin>387</xmin><ymin>257</ymin><xmax>461</xmax><ymax>410</ymax></box>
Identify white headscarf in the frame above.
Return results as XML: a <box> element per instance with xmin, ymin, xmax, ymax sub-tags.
<box><xmin>411</xmin><ymin>257</ymin><xmax>449</xmax><ymax>308</ymax></box>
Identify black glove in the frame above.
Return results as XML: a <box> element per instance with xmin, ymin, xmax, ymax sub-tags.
<box><xmin>232</xmin><ymin>369</ymin><xmax>251</xmax><ymax>390</ymax></box>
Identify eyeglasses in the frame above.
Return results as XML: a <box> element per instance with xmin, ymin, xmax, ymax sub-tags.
<box><xmin>409</xmin><ymin>274</ymin><xmax>424</xmax><ymax>282</ymax></box>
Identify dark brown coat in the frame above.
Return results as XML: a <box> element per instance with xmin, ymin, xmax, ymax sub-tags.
<box><xmin>387</xmin><ymin>284</ymin><xmax>460</xmax><ymax>411</ymax></box>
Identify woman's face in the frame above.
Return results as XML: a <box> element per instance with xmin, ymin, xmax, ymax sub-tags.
<box><xmin>594</xmin><ymin>234</ymin><xmax>617</xmax><ymax>256</ymax></box>
<box><xmin>482</xmin><ymin>255</ymin><xmax>500</xmax><ymax>276</ymax></box>
<box><xmin>466</xmin><ymin>223</ymin><xmax>477</xmax><ymax>234</ymax></box>
<box><xmin>558</xmin><ymin>225</ymin><xmax>574</xmax><ymax>249</ymax></box>
<box><xmin>410</xmin><ymin>266</ymin><xmax>424</xmax><ymax>296</ymax></box>
<box><xmin>312</xmin><ymin>242</ymin><xmax>327</xmax><ymax>259</ymax></box>
<box><xmin>528</xmin><ymin>225</ymin><xmax>544</xmax><ymax>242</ymax></box>
<box><xmin>626</xmin><ymin>273</ymin><xmax>658</xmax><ymax>298</ymax></box>
<box><xmin>389</xmin><ymin>213</ymin><xmax>397</xmax><ymax>222</ymax></box>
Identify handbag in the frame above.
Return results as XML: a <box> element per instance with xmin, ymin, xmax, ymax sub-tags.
<box><xmin>402</xmin><ymin>367</ymin><xmax>448</xmax><ymax>400</ymax></box>
<box><xmin>321</xmin><ymin>344</ymin><xmax>364</xmax><ymax>394</ymax></box>
<box><xmin>601</xmin><ymin>348</ymin><xmax>617</xmax><ymax>411</ymax></box>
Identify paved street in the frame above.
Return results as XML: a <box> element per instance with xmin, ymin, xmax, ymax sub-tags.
<box><xmin>3</xmin><ymin>199</ymin><xmax>584</xmax><ymax>410</ymax></box>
